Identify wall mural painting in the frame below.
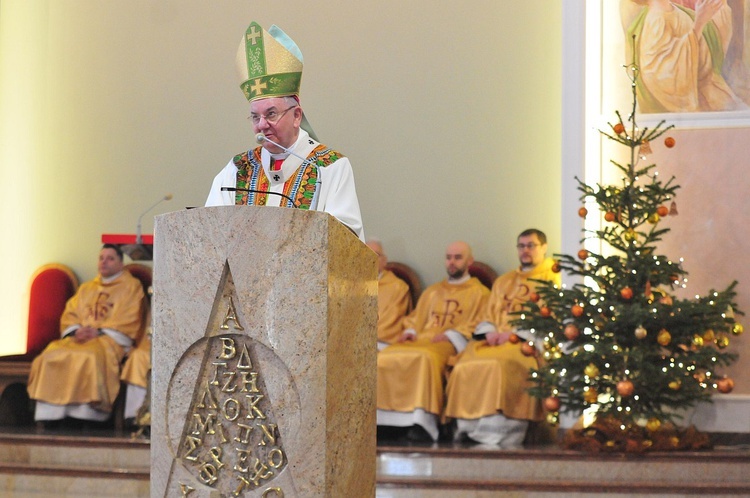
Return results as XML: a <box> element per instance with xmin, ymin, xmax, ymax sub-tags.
<box><xmin>620</xmin><ymin>0</ymin><xmax>750</xmax><ymax>114</ymax></box>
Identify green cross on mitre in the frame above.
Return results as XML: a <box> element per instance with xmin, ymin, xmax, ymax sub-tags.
<box><xmin>239</xmin><ymin>22</ymin><xmax>303</xmax><ymax>102</ymax></box>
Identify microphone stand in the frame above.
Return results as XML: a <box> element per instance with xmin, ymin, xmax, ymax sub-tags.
<box><xmin>221</xmin><ymin>187</ymin><xmax>297</xmax><ymax>207</ymax></box>
<box><xmin>136</xmin><ymin>195</ymin><xmax>173</xmax><ymax>244</ymax></box>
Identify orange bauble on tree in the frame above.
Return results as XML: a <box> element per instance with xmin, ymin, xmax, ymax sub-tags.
<box><xmin>564</xmin><ymin>324</ymin><xmax>580</xmax><ymax>341</ymax></box>
<box><xmin>716</xmin><ymin>377</ymin><xmax>734</xmax><ymax>394</ymax></box>
<box><xmin>521</xmin><ymin>341</ymin><xmax>537</xmax><ymax>357</ymax></box>
<box><xmin>544</xmin><ymin>396</ymin><xmax>561</xmax><ymax>411</ymax></box>
<box><xmin>571</xmin><ymin>304</ymin><xmax>584</xmax><ymax>317</ymax></box>
<box><xmin>617</xmin><ymin>380</ymin><xmax>635</xmax><ymax>397</ymax></box>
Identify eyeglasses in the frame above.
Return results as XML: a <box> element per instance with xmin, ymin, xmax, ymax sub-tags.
<box><xmin>516</xmin><ymin>243</ymin><xmax>540</xmax><ymax>250</ymax></box>
<box><xmin>249</xmin><ymin>105</ymin><xmax>297</xmax><ymax>125</ymax></box>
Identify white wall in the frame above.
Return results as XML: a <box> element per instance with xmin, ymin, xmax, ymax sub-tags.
<box><xmin>0</xmin><ymin>1</ymin><xmax>563</xmax><ymax>354</ymax></box>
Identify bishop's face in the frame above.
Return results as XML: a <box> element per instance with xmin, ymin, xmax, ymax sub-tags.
<box><xmin>250</xmin><ymin>97</ymin><xmax>302</xmax><ymax>153</ymax></box>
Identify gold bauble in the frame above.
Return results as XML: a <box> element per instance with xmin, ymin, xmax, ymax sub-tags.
<box><xmin>670</xmin><ymin>436</ymin><xmax>680</xmax><ymax>447</ymax></box>
<box><xmin>692</xmin><ymin>334</ymin><xmax>704</xmax><ymax>348</ymax></box>
<box><xmin>668</xmin><ymin>380</ymin><xmax>681</xmax><ymax>390</ymax></box>
<box><xmin>623</xmin><ymin>228</ymin><xmax>637</xmax><ymax>241</ymax></box>
<box><xmin>703</xmin><ymin>329</ymin><xmax>715</xmax><ymax>342</ymax></box>
<box><xmin>657</xmin><ymin>329</ymin><xmax>671</xmax><ymax>346</ymax></box>
<box><xmin>583</xmin><ymin>388</ymin><xmax>598</xmax><ymax>404</ymax></box>
<box><xmin>647</xmin><ymin>213</ymin><xmax>660</xmax><ymax>224</ymax></box>
<box><xmin>634</xmin><ymin>325</ymin><xmax>648</xmax><ymax>340</ymax></box>
<box><xmin>716</xmin><ymin>334</ymin><xmax>730</xmax><ymax>349</ymax></box>
<box><xmin>584</xmin><ymin>363</ymin><xmax>600</xmax><ymax>378</ymax></box>
<box><xmin>732</xmin><ymin>323</ymin><xmax>744</xmax><ymax>335</ymax></box>
<box><xmin>646</xmin><ymin>418</ymin><xmax>661</xmax><ymax>432</ymax></box>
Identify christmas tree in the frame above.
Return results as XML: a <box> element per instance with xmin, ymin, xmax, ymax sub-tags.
<box><xmin>515</xmin><ymin>59</ymin><xmax>745</xmax><ymax>452</ymax></box>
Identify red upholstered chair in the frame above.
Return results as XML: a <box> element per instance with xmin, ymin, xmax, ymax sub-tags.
<box><xmin>124</xmin><ymin>263</ymin><xmax>152</xmax><ymax>300</ymax></box>
<box><xmin>469</xmin><ymin>261</ymin><xmax>499</xmax><ymax>290</ymax></box>
<box><xmin>0</xmin><ymin>264</ymin><xmax>78</xmax><ymax>424</ymax></box>
<box><xmin>385</xmin><ymin>261</ymin><xmax>423</xmax><ymax>308</ymax></box>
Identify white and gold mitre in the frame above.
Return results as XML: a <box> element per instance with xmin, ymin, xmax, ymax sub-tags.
<box><xmin>236</xmin><ymin>22</ymin><xmax>303</xmax><ymax>102</ymax></box>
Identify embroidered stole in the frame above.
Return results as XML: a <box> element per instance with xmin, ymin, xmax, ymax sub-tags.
<box><xmin>232</xmin><ymin>145</ymin><xmax>344</xmax><ymax>210</ymax></box>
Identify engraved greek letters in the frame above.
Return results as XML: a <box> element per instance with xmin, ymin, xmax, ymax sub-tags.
<box><xmin>178</xmin><ymin>331</ymin><xmax>287</xmax><ymax>495</ymax></box>
<box><xmin>191</xmin><ymin>412</ymin><xmax>216</xmax><ymax>436</ymax></box>
<box><xmin>240</xmin><ymin>370</ymin><xmax>260</xmax><ymax>393</ymax></box>
<box><xmin>262</xmin><ymin>488</ymin><xmax>284</xmax><ymax>498</ymax></box>
<box><xmin>179</xmin><ymin>483</ymin><xmax>195</xmax><ymax>496</ymax></box>
<box><xmin>220</xmin><ymin>297</ymin><xmax>245</xmax><ymax>330</ymax></box>
<box><xmin>198</xmin><ymin>462</ymin><xmax>219</xmax><ymax>485</ymax></box>
<box><xmin>245</xmin><ymin>394</ymin><xmax>266</xmax><ymax>419</ymax></box>
<box><xmin>184</xmin><ymin>435</ymin><xmax>201</xmax><ymax>461</ymax></box>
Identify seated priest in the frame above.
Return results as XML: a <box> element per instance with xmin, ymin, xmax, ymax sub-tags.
<box><xmin>120</xmin><ymin>308</ymin><xmax>151</xmax><ymax>425</ymax></box>
<box><xmin>205</xmin><ymin>21</ymin><xmax>364</xmax><ymax>241</ymax></box>
<box><xmin>27</xmin><ymin>244</ymin><xmax>147</xmax><ymax>424</ymax></box>
<box><xmin>377</xmin><ymin>241</ymin><xmax>490</xmax><ymax>441</ymax></box>
<box><xmin>444</xmin><ymin>228</ymin><xmax>561</xmax><ymax>446</ymax></box>
<box><xmin>366</xmin><ymin>239</ymin><xmax>412</xmax><ymax>351</ymax></box>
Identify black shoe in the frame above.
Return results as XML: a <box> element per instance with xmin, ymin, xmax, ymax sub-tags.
<box><xmin>377</xmin><ymin>425</ymin><xmax>408</xmax><ymax>442</ymax></box>
<box><xmin>406</xmin><ymin>425</ymin><xmax>434</xmax><ymax>443</ymax></box>
<box><xmin>61</xmin><ymin>417</ymin><xmax>85</xmax><ymax>430</ymax></box>
<box><xmin>438</xmin><ymin>422</ymin><xmax>455</xmax><ymax>442</ymax></box>
<box><xmin>36</xmin><ymin>419</ymin><xmax>62</xmax><ymax>431</ymax></box>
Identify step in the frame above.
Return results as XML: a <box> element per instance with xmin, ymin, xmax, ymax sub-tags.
<box><xmin>376</xmin><ymin>443</ymin><xmax>750</xmax><ymax>496</ymax></box>
<box><xmin>0</xmin><ymin>431</ymin><xmax>149</xmax><ymax>497</ymax></box>
<box><xmin>2</xmin><ymin>429</ymin><xmax>749</xmax><ymax>497</ymax></box>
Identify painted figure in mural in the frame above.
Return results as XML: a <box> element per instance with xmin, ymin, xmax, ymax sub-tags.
<box><xmin>621</xmin><ymin>0</ymin><xmax>749</xmax><ymax>112</ymax></box>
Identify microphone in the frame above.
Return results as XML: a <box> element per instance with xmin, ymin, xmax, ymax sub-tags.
<box><xmin>136</xmin><ymin>194</ymin><xmax>173</xmax><ymax>244</ymax></box>
<box><xmin>255</xmin><ymin>133</ymin><xmax>307</xmax><ymax>162</ymax></box>
<box><xmin>221</xmin><ymin>187</ymin><xmax>297</xmax><ymax>207</ymax></box>
<box><xmin>252</xmin><ymin>134</ymin><xmax>323</xmax><ymax>210</ymax></box>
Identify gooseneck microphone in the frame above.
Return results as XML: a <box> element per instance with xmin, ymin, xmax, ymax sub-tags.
<box><xmin>137</xmin><ymin>194</ymin><xmax>173</xmax><ymax>244</ymax></box>
<box><xmin>255</xmin><ymin>133</ymin><xmax>307</xmax><ymax>162</ymax></box>
<box><xmin>221</xmin><ymin>187</ymin><xmax>297</xmax><ymax>207</ymax></box>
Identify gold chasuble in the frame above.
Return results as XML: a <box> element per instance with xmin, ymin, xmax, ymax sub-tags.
<box><xmin>376</xmin><ymin>269</ymin><xmax>411</xmax><ymax>345</ymax></box>
<box><xmin>28</xmin><ymin>271</ymin><xmax>146</xmax><ymax>413</ymax></box>
<box><xmin>444</xmin><ymin>258</ymin><xmax>561</xmax><ymax>422</ymax></box>
<box><xmin>377</xmin><ymin>278</ymin><xmax>489</xmax><ymax>417</ymax></box>
<box><xmin>120</xmin><ymin>309</ymin><xmax>152</xmax><ymax>389</ymax></box>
